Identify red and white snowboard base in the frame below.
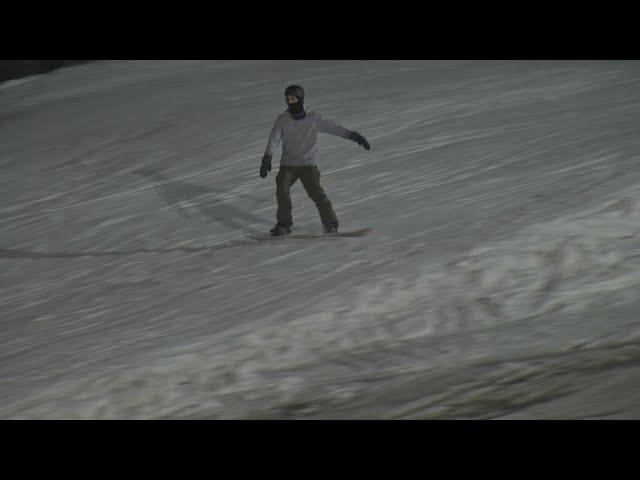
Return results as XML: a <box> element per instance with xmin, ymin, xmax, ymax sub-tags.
<box><xmin>247</xmin><ymin>227</ymin><xmax>372</xmax><ymax>241</ymax></box>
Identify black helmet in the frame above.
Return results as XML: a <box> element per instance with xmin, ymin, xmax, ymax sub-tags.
<box><xmin>285</xmin><ymin>84</ymin><xmax>305</xmax><ymax>101</ymax></box>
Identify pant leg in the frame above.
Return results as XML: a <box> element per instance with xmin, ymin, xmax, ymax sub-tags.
<box><xmin>298</xmin><ymin>166</ymin><xmax>339</xmax><ymax>227</ymax></box>
<box><xmin>275</xmin><ymin>166</ymin><xmax>298</xmax><ymax>227</ymax></box>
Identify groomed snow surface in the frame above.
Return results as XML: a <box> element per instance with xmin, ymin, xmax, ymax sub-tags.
<box><xmin>2</xmin><ymin>60</ymin><xmax>640</xmax><ymax>419</ymax></box>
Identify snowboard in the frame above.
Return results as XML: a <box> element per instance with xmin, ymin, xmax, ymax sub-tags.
<box><xmin>247</xmin><ymin>227</ymin><xmax>372</xmax><ymax>241</ymax></box>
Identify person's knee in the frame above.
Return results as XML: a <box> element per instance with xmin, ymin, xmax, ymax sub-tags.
<box><xmin>305</xmin><ymin>183</ymin><xmax>325</xmax><ymax>200</ymax></box>
<box><xmin>310</xmin><ymin>192</ymin><xmax>329</xmax><ymax>204</ymax></box>
<box><xmin>277</xmin><ymin>182</ymin><xmax>292</xmax><ymax>194</ymax></box>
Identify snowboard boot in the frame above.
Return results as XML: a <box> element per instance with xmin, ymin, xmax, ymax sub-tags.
<box><xmin>270</xmin><ymin>223</ymin><xmax>292</xmax><ymax>237</ymax></box>
<box><xmin>323</xmin><ymin>222</ymin><xmax>339</xmax><ymax>234</ymax></box>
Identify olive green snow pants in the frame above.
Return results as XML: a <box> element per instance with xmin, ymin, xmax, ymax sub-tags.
<box><xmin>275</xmin><ymin>166</ymin><xmax>338</xmax><ymax>228</ymax></box>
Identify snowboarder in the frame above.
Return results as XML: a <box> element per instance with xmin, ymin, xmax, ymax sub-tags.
<box><xmin>259</xmin><ymin>84</ymin><xmax>371</xmax><ymax>236</ymax></box>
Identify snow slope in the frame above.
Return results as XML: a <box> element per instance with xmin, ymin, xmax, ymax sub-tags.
<box><xmin>1</xmin><ymin>60</ymin><xmax>640</xmax><ymax>418</ymax></box>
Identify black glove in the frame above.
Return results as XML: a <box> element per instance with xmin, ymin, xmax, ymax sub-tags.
<box><xmin>350</xmin><ymin>131</ymin><xmax>370</xmax><ymax>150</ymax></box>
<box><xmin>259</xmin><ymin>154</ymin><xmax>272</xmax><ymax>178</ymax></box>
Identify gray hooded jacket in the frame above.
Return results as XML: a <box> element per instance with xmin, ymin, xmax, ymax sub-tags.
<box><xmin>264</xmin><ymin>110</ymin><xmax>351</xmax><ymax>167</ymax></box>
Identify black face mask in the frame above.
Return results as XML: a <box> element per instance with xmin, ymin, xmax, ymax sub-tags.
<box><xmin>287</xmin><ymin>97</ymin><xmax>305</xmax><ymax>115</ymax></box>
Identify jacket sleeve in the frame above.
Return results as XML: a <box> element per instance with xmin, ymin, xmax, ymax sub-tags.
<box><xmin>316</xmin><ymin>113</ymin><xmax>352</xmax><ymax>139</ymax></box>
<box><xmin>264</xmin><ymin>117</ymin><xmax>283</xmax><ymax>156</ymax></box>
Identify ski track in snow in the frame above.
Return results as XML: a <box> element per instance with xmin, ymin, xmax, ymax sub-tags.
<box><xmin>2</xmin><ymin>60</ymin><xmax>640</xmax><ymax>418</ymax></box>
